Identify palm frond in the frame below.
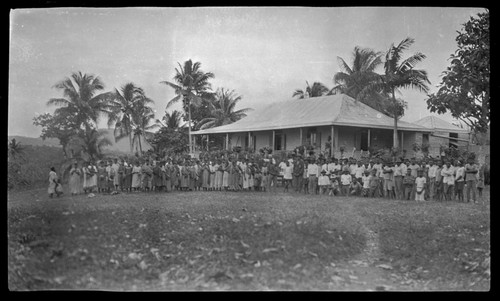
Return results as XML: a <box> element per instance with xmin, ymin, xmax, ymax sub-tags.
<box><xmin>47</xmin><ymin>98</ymin><xmax>71</xmax><ymax>106</ymax></box>
<box><xmin>166</xmin><ymin>94</ymin><xmax>183</xmax><ymax>109</ymax></box>
<box><xmin>337</xmin><ymin>57</ymin><xmax>353</xmax><ymax>74</ymax></box>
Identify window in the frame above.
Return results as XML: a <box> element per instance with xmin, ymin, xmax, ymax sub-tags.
<box><xmin>306</xmin><ymin>128</ymin><xmax>320</xmax><ymax>148</ymax></box>
<box><xmin>274</xmin><ymin>132</ymin><xmax>286</xmax><ymax>151</ymax></box>
<box><xmin>423</xmin><ymin>133</ymin><xmax>429</xmax><ymax>145</ymax></box>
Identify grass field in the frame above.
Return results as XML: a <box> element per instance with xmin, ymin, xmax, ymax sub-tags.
<box><xmin>7</xmin><ymin>187</ymin><xmax>490</xmax><ymax>291</ymax></box>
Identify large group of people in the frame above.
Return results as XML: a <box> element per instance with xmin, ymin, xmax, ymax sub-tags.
<box><xmin>49</xmin><ymin>152</ymin><xmax>486</xmax><ymax>203</ymax></box>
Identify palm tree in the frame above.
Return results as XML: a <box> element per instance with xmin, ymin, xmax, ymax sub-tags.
<box><xmin>105</xmin><ymin>83</ymin><xmax>151</xmax><ymax>153</ymax></box>
<box><xmin>293</xmin><ymin>81</ymin><xmax>329</xmax><ymax>99</ymax></box>
<box><xmin>47</xmin><ymin>71</ymin><xmax>112</xmax><ymax>131</ymax></box>
<box><xmin>160</xmin><ymin>59</ymin><xmax>215</xmax><ymax>154</ymax></box>
<box><xmin>332</xmin><ymin>46</ymin><xmax>386</xmax><ymax>111</ymax></box>
<box><xmin>157</xmin><ymin>110</ymin><xmax>184</xmax><ymax>129</ymax></box>
<box><xmin>131</xmin><ymin>98</ymin><xmax>157</xmax><ymax>155</ymax></box>
<box><xmin>198</xmin><ymin>88</ymin><xmax>252</xmax><ymax>129</ymax></box>
<box><xmin>8</xmin><ymin>138</ymin><xmax>25</xmax><ymax>161</ymax></box>
<box><xmin>362</xmin><ymin>38</ymin><xmax>430</xmax><ymax>148</ymax></box>
<box><xmin>71</xmin><ymin>129</ymin><xmax>112</xmax><ymax>161</ymax></box>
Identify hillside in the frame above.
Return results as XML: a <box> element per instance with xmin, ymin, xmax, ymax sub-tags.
<box><xmin>8</xmin><ymin>135</ymin><xmax>61</xmax><ymax>148</ymax></box>
<box><xmin>8</xmin><ymin>129</ymin><xmax>154</xmax><ymax>154</ymax></box>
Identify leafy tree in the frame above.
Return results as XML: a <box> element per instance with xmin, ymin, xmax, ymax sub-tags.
<box><xmin>426</xmin><ymin>11</ymin><xmax>489</xmax><ymax>135</ymax></box>
<box><xmin>160</xmin><ymin>59</ymin><xmax>215</xmax><ymax>153</ymax></box>
<box><xmin>198</xmin><ymin>88</ymin><xmax>252</xmax><ymax>129</ymax></box>
<box><xmin>362</xmin><ymin>37</ymin><xmax>430</xmax><ymax>148</ymax></box>
<box><xmin>149</xmin><ymin>127</ymin><xmax>189</xmax><ymax>156</ymax></box>
<box><xmin>33</xmin><ymin>111</ymin><xmax>79</xmax><ymax>158</ymax></box>
<box><xmin>293</xmin><ymin>81</ymin><xmax>329</xmax><ymax>99</ymax></box>
<box><xmin>332</xmin><ymin>46</ymin><xmax>388</xmax><ymax>112</ymax></box>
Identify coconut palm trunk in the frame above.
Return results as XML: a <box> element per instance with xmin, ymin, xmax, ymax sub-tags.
<box><xmin>392</xmin><ymin>88</ymin><xmax>399</xmax><ymax>149</ymax></box>
<box><xmin>188</xmin><ymin>100</ymin><xmax>192</xmax><ymax>154</ymax></box>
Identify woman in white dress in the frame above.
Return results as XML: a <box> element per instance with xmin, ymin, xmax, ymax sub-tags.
<box><xmin>132</xmin><ymin>161</ymin><xmax>142</xmax><ymax>191</ymax></box>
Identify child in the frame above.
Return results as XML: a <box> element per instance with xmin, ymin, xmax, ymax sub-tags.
<box><xmin>340</xmin><ymin>170</ymin><xmax>352</xmax><ymax>196</ymax></box>
<box><xmin>48</xmin><ymin>167</ymin><xmax>60</xmax><ymax>198</ymax></box>
<box><xmin>369</xmin><ymin>169</ymin><xmax>380</xmax><ymax>198</ymax></box>
<box><xmin>329</xmin><ymin>178</ymin><xmax>340</xmax><ymax>196</ymax></box>
<box><xmin>415</xmin><ymin>168</ymin><xmax>427</xmax><ymax>202</ymax></box>
<box><xmin>361</xmin><ymin>170</ymin><xmax>371</xmax><ymax>197</ymax></box>
<box><xmin>349</xmin><ymin>177</ymin><xmax>363</xmax><ymax>196</ymax></box>
<box><xmin>318</xmin><ymin>170</ymin><xmax>330</xmax><ymax>195</ymax></box>
<box><xmin>403</xmin><ymin>168</ymin><xmax>415</xmax><ymax>201</ymax></box>
<box><xmin>254</xmin><ymin>169</ymin><xmax>262</xmax><ymax>191</ymax></box>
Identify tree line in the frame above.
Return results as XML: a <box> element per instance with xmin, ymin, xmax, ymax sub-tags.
<box><xmin>32</xmin><ymin>11</ymin><xmax>489</xmax><ymax>162</ymax></box>
<box><xmin>292</xmin><ymin>11</ymin><xmax>489</xmax><ymax>147</ymax></box>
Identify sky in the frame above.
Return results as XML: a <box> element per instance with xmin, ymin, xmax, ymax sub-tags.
<box><xmin>8</xmin><ymin>6</ymin><xmax>486</xmax><ymax>137</ymax></box>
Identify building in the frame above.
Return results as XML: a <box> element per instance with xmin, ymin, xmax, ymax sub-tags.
<box><xmin>192</xmin><ymin>94</ymin><xmax>431</xmax><ymax>158</ymax></box>
<box><xmin>412</xmin><ymin>116</ymin><xmax>470</xmax><ymax>156</ymax></box>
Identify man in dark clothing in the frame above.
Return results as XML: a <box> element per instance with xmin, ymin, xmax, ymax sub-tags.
<box><xmin>292</xmin><ymin>155</ymin><xmax>304</xmax><ymax>193</ymax></box>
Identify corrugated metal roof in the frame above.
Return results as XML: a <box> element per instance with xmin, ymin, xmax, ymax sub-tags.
<box><xmin>413</xmin><ymin>116</ymin><xmax>470</xmax><ymax>134</ymax></box>
<box><xmin>192</xmin><ymin>94</ymin><xmax>430</xmax><ymax>135</ymax></box>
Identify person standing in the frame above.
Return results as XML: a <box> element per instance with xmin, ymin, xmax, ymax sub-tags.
<box><xmin>261</xmin><ymin>161</ymin><xmax>269</xmax><ymax>192</ymax></box>
<box><xmin>292</xmin><ymin>155</ymin><xmax>304</xmax><ymax>193</ymax></box>
<box><xmin>361</xmin><ymin>170</ymin><xmax>371</xmax><ymax>197</ymax></box>
<box><xmin>82</xmin><ymin>162</ymin><xmax>93</xmax><ymax>194</ymax></box>
<box><xmin>454</xmin><ymin>160</ymin><xmax>465</xmax><ymax>202</ymax></box>
<box><xmin>464</xmin><ymin>157</ymin><xmax>479</xmax><ymax>203</ymax></box>
<box><xmin>415</xmin><ymin>168</ymin><xmax>427</xmax><ymax>202</ymax></box>
<box><xmin>372</xmin><ymin>158</ymin><xmax>384</xmax><ymax>198</ymax></box>
<box><xmin>122</xmin><ymin>161</ymin><xmax>132</xmax><ymax>192</ymax></box>
<box><xmin>340</xmin><ymin>170</ymin><xmax>352</xmax><ymax>196</ymax></box>
<box><xmin>354</xmin><ymin>160</ymin><xmax>365</xmax><ymax>183</ymax></box>
<box><xmin>402</xmin><ymin>168</ymin><xmax>415</xmax><ymax>201</ymax></box>
<box><xmin>441</xmin><ymin>161</ymin><xmax>455</xmax><ymax>201</ymax></box>
<box><xmin>209</xmin><ymin>160</ymin><xmax>216</xmax><ymax>191</ymax></box>
<box><xmin>318</xmin><ymin>170</ymin><xmax>330</xmax><ymax>194</ymax></box>
<box><xmin>131</xmin><ymin>161</ymin><xmax>142</xmax><ymax>192</ymax></box>
<box><xmin>97</xmin><ymin>161</ymin><xmax>107</xmax><ymax>193</ymax></box>
<box><xmin>283</xmin><ymin>161</ymin><xmax>293</xmax><ymax>192</ymax></box>
<box><xmin>112</xmin><ymin>158</ymin><xmax>121</xmax><ymax>192</ymax></box>
<box><xmin>178</xmin><ymin>162</ymin><xmax>187</xmax><ymax>191</ymax></box>
<box><xmin>369</xmin><ymin>169</ymin><xmax>380</xmax><ymax>198</ymax></box>
<box><xmin>382</xmin><ymin>162</ymin><xmax>395</xmax><ymax>199</ymax></box>
<box><xmin>222</xmin><ymin>159</ymin><xmax>229</xmax><ymax>191</ymax></box>
<box><xmin>152</xmin><ymin>161</ymin><xmax>162</xmax><ymax>192</ymax></box>
<box><xmin>48</xmin><ymin>167</ymin><xmax>61</xmax><ymax>198</ymax></box>
<box><xmin>202</xmin><ymin>160</ymin><xmax>210</xmax><ymax>191</ymax></box>
<box><xmin>268</xmin><ymin>161</ymin><xmax>280</xmax><ymax>193</ymax></box>
<box><xmin>393</xmin><ymin>159</ymin><xmax>404</xmax><ymax>200</ymax></box>
<box><xmin>69</xmin><ymin>162</ymin><xmax>83</xmax><ymax>196</ymax></box>
<box><xmin>215</xmin><ymin>159</ymin><xmax>223</xmax><ymax>191</ymax></box>
<box><xmin>434</xmin><ymin>161</ymin><xmax>444</xmax><ymax>201</ymax></box>
<box><xmin>302</xmin><ymin>161</ymin><xmax>309</xmax><ymax>194</ymax></box>
<box><xmin>307</xmin><ymin>158</ymin><xmax>319</xmax><ymax>195</ymax></box>
<box><xmin>427</xmin><ymin>160</ymin><xmax>438</xmax><ymax>201</ymax></box>
<box><xmin>476</xmin><ymin>163</ymin><xmax>485</xmax><ymax>202</ymax></box>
